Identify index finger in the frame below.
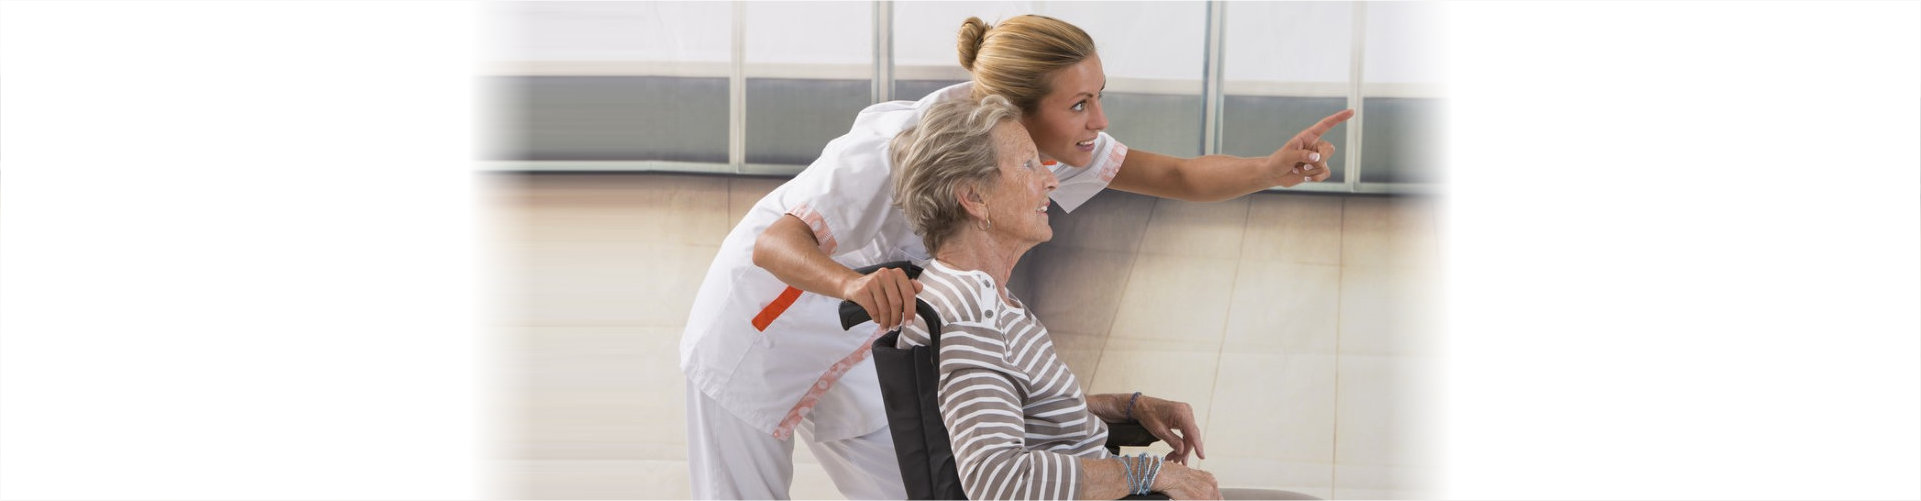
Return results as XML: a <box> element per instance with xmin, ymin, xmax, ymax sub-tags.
<box><xmin>893</xmin><ymin>269</ymin><xmax>917</xmax><ymax>328</ymax></box>
<box><xmin>1296</xmin><ymin>109</ymin><xmax>1355</xmax><ymax>146</ymax></box>
<box><xmin>1180</xmin><ymin>416</ymin><xmax>1206</xmax><ymax>460</ymax></box>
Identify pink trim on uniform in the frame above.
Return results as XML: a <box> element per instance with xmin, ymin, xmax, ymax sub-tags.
<box><xmin>786</xmin><ymin>203</ymin><xmax>839</xmax><ymax>254</ymax></box>
<box><xmin>1099</xmin><ymin>143</ymin><xmax>1129</xmax><ymax>183</ymax></box>
<box><xmin>772</xmin><ymin>324</ymin><xmax>892</xmax><ymax>439</ymax></box>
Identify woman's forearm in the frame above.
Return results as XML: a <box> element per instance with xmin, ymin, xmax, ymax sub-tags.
<box><xmin>1087</xmin><ymin>393</ymin><xmax>1133</xmax><ymax>422</ymax></box>
<box><xmin>1174</xmin><ymin>154</ymin><xmax>1289</xmax><ymax>202</ymax></box>
<box><xmin>752</xmin><ymin>214</ymin><xmax>860</xmax><ymax>299</ymax></box>
<box><xmin>1110</xmin><ymin>150</ymin><xmax>1291</xmax><ymax>203</ymax></box>
<box><xmin>1078</xmin><ymin>456</ymin><xmax>1131</xmax><ymax>500</ymax></box>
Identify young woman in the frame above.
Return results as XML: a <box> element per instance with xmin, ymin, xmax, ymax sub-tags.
<box><xmin>680</xmin><ymin>15</ymin><xmax>1349</xmax><ymax>499</ymax></box>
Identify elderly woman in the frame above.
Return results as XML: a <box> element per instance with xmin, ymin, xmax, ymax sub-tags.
<box><xmin>888</xmin><ymin>94</ymin><xmax>1223</xmax><ymax>500</ymax></box>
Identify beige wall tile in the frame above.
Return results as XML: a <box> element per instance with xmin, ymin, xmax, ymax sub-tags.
<box><xmin>1208</xmin><ymin>353</ymin><xmax>1337</xmax><ymax>465</ymax></box>
<box><xmin>1086</xmin><ymin>348</ymin><xmax>1219</xmax><ymax>429</ymax></box>
<box><xmin>1340</xmin><ymin>196</ymin><xmax>1440</xmax><ymax>270</ymax></box>
<box><xmin>1021</xmin><ymin>248</ymin><xmax>1138</xmax><ymax>337</ymax></box>
<box><xmin>1337</xmin><ymin>265</ymin><xmax>1441</xmax><ymax>358</ymax></box>
<box><xmin>1046</xmin><ymin>329</ymin><xmax>1109</xmax><ymax>383</ymax></box>
<box><xmin>728</xmin><ymin>176</ymin><xmax>787</xmax><ymax>227</ymax></box>
<box><xmin>1045</xmin><ymin>190</ymin><xmax>1157</xmax><ymax>253</ymax></box>
<box><xmin>509</xmin><ymin>173</ymin><xmax>732</xmax><ymax>248</ymax></box>
<box><xmin>1222</xmin><ymin>260</ymin><xmax>1342</xmax><ymax>356</ymax></box>
<box><xmin>1334</xmin><ymin>355</ymin><xmax>1393</xmax><ymax>468</ymax></box>
<box><xmin>1137</xmin><ymin>198</ymin><xmax>1251</xmax><ymax>259</ymax></box>
<box><xmin>1333</xmin><ymin>355</ymin><xmax>1433</xmax><ymax>476</ymax></box>
<box><xmin>1107</xmin><ymin>254</ymin><xmax>1241</xmax><ymax>352</ymax></box>
<box><xmin>514</xmin><ymin>326</ymin><xmax>688</xmax><ymax>461</ymax></box>
<box><xmin>509</xmin><ymin>243</ymin><xmax>720</xmax><ymax>327</ymax></box>
<box><xmin>1242</xmin><ymin>193</ymin><xmax>1344</xmax><ymax>266</ymax></box>
<box><xmin>500</xmin><ymin>173</ymin><xmax>735</xmax><ymax>327</ymax></box>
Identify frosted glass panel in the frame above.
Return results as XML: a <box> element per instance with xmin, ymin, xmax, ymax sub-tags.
<box><xmin>1361</xmin><ymin>2</ymin><xmax>1445</xmax><ymax>184</ymax></box>
<box><xmin>1222</xmin><ymin>1</ymin><xmax>1351</xmax><ymax>88</ymax></box>
<box><xmin>1221</xmin><ymin>2</ymin><xmax>1353</xmax><ymax>182</ymax></box>
<box><xmin>498</xmin><ymin>1</ymin><xmax>730</xmax><ymax>71</ymax></box>
<box><xmin>1364</xmin><ymin>2</ymin><xmax>1445</xmax><ymax>86</ymax></box>
<box><xmin>744</xmin><ymin>1</ymin><xmax>873</xmax><ymax>165</ymax></box>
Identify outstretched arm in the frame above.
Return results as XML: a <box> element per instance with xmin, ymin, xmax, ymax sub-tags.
<box><xmin>1107</xmin><ymin>109</ymin><xmax>1352</xmax><ymax>202</ymax></box>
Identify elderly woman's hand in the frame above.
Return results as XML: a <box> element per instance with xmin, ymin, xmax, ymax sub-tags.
<box><xmin>1133</xmin><ymin>395</ymin><xmax>1207</xmax><ymax>464</ymax></box>
<box><xmin>1150</xmin><ymin>461</ymin><xmax>1222</xmax><ymax>500</ymax></box>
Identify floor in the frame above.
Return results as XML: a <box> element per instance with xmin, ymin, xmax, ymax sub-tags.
<box><xmin>487</xmin><ymin>172</ymin><xmax>1442</xmax><ymax>499</ymax></box>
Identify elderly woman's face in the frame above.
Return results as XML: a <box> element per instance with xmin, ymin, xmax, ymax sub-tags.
<box><xmin>985</xmin><ymin>121</ymin><xmax>1059</xmax><ymax>245</ymax></box>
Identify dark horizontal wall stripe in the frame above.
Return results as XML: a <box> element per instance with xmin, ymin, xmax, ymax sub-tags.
<box><xmin>1101</xmin><ymin>92</ymin><xmax>1205</xmax><ymax>158</ymax></box>
<box><xmin>744</xmin><ymin>78</ymin><xmax>872</xmax><ymax>166</ymax></box>
<box><xmin>495</xmin><ymin>76</ymin><xmax>1441</xmax><ymax>186</ymax></box>
<box><xmin>894</xmin><ymin>79</ymin><xmax>966</xmax><ymax>103</ymax></box>
<box><xmin>1222</xmin><ymin>96</ymin><xmax>1352</xmax><ymax>181</ymax></box>
<box><xmin>496</xmin><ymin>76</ymin><xmax>730</xmax><ymax>162</ymax></box>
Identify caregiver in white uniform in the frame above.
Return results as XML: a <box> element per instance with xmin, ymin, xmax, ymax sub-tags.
<box><xmin>681</xmin><ymin>15</ymin><xmax>1353</xmax><ymax>499</ymax></box>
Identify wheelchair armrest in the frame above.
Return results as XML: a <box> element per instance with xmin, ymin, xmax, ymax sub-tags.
<box><xmin>1102</xmin><ymin>420</ymin><xmax>1160</xmax><ymax>455</ymax></box>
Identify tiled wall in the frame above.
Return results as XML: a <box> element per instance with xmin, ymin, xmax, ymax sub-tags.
<box><xmin>490</xmin><ymin>172</ymin><xmax>1441</xmax><ymax>499</ymax></box>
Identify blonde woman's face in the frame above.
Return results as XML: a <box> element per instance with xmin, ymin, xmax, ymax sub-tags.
<box><xmin>1020</xmin><ymin>54</ymin><xmax>1109</xmax><ymax>168</ymax></box>
<box><xmin>985</xmin><ymin>121</ymin><xmax>1057</xmax><ymax>245</ymax></box>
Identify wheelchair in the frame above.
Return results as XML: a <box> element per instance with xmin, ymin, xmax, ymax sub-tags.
<box><xmin>839</xmin><ymin>261</ymin><xmax>1168</xmax><ymax>500</ymax></box>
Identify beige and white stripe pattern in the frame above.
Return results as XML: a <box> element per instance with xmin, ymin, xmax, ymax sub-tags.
<box><xmin>898</xmin><ymin>259</ymin><xmax>1111</xmax><ymax>500</ymax></box>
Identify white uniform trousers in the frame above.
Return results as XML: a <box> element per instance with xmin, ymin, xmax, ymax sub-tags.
<box><xmin>685</xmin><ymin>360</ymin><xmax>906</xmax><ymax>500</ymax></box>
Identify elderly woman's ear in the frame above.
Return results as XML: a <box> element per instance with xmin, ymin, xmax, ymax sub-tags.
<box><xmin>955</xmin><ymin>184</ymin><xmax>989</xmax><ymax>222</ymax></box>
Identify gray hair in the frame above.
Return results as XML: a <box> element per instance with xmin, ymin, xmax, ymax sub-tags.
<box><xmin>890</xmin><ymin>94</ymin><xmax>1023</xmax><ymax>253</ymax></box>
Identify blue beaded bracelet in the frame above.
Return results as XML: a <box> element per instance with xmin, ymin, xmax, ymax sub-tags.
<box><xmin>1127</xmin><ymin>452</ymin><xmax>1162</xmax><ymax>495</ymax></box>
<box><xmin>1142</xmin><ymin>454</ymin><xmax>1163</xmax><ymax>495</ymax></box>
<box><xmin>1117</xmin><ymin>451</ymin><xmax>1165</xmax><ymax>495</ymax></box>
<box><xmin>1124</xmin><ymin>391</ymin><xmax>1142</xmax><ymax>421</ymax></box>
<box><xmin>1129</xmin><ymin>451</ymin><xmax>1144</xmax><ymax>491</ymax></box>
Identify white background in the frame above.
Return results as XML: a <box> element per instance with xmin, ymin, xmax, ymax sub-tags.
<box><xmin>499</xmin><ymin>1</ymin><xmax>732</xmax><ymax>64</ymax></box>
<box><xmin>4</xmin><ymin>1</ymin><xmax>1917</xmax><ymax>500</ymax></box>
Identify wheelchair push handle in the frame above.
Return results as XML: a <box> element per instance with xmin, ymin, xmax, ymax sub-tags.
<box><xmin>836</xmin><ymin>262</ymin><xmax>942</xmax><ymax>339</ymax></box>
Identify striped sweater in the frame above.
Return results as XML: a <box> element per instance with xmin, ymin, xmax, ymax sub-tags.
<box><xmin>898</xmin><ymin>259</ymin><xmax>1111</xmax><ymax>500</ymax></box>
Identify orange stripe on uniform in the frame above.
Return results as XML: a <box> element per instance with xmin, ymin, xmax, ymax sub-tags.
<box><xmin>752</xmin><ymin>286</ymin><xmax>804</xmax><ymax>331</ymax></box>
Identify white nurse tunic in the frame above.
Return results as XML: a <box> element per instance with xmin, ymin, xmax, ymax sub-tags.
<box><xmin>678</xmin><ymin>82</ymin><xmax>1128</xmax><ymax>498</ymax></box>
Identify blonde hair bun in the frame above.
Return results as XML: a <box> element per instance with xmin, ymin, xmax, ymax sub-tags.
<box><xmin>957</xmin><ymin>17</ymin><xmax>991</xmax><ymax>72</ymax></box>
<box><xmin>952</xmin><ymin>14</ymin><xmax>1095</xmax><ymax>113</ymax></box>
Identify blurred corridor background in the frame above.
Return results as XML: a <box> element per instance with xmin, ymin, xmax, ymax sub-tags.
<box><xmin>484</xmin><ymin>1</ymin><xmax>1444</xmax><ymax>499</ymax></box>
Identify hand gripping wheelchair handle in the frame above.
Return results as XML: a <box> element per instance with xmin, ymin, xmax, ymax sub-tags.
<box><xmin>837</xmin><ymin>261</ymin><xmax>942</xmax><ymax>340</ymax></box>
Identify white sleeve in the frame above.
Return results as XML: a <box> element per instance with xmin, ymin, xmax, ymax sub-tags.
<box><xmin>1047</xmin><ymin>131</ymin><xmax>1128</xmax><ymax>213</ymax></box>
<box><xmin>772</xmin><ymin>108</ymin><xmax>909</xmax><ymax>256</ymax></box>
